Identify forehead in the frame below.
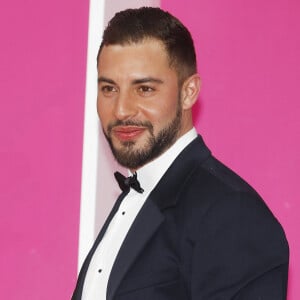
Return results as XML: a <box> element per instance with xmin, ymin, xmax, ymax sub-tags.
<box><xmin>97</xmin><ymin>39</ymin><xmax>176</xmax><ymax>79</ymax></box>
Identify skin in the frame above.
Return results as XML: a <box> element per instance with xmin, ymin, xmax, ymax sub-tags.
<box><xmin>97</xmin><ymin>38</ymin><xmax>201</xmax><ymax>171</ymax></box>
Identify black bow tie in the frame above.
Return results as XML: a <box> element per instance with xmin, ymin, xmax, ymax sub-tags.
<box><xmin>114</xmin><ymin>171</ymin><xmax>144</xmax><ymax>193</ymax></box>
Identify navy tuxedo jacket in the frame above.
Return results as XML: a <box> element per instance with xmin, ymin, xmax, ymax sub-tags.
<box><xmin>72</xmin><ymin>135</ymin><xmax>289</xmax><ymax>300</ymax></box>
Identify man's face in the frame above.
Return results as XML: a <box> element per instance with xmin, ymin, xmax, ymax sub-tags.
<box><xmin>97</xmin><ymin>39</ymin><xmax>190</xmax><ymax>170</ymax></box>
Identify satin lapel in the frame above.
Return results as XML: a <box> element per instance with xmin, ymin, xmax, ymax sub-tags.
<box><xmin>107</xmin><ymin>196</ymin><xmax>164</xmax><ymax>300</ymax></box>
<box><xmin>151</xmin><ymin>135</ymin><xmax>211</xmax><ymax>210</ymax></box>
<box><xmin>72</xmin><ymin>191</ymin><xmax>128</xmax><ymax>300</ymax></box>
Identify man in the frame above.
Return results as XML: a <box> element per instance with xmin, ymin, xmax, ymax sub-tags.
<box><xmin>73</xmin><ymin>7</ymin><xmax>289</xmax><ymax>300</ymax></box>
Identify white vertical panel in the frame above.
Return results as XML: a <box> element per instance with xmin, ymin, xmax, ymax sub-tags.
<box><xmin>79</xmin><ymin>0</ymin><xmax>161</xmax><ymax>270</ymax></box>
<box><xmin>78</xmin><ymin>0</ymin><xmax>105</xmax><ymax>270</ymax></box>
<box><xmin>104</xmin><ymin>0</ymin><xmax>161</xmax><ymax>24</ymax></box>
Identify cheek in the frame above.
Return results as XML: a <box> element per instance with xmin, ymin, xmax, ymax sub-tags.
<box><xmin>140</xmin><ymin>104</ymin><xmax>178</xmax><ymax>134</ymax></box>
<box><xmin>146</xmin><ymin>97</ymin><xmax>178</xmax><ymax>120</ymax></box>
<box><xmin>97</xmin><ymin>95</ymin><xmax>113</xmax><ymax>115</ymax></box>
<box><xmin>141</xmin><ymin>90</ymin><xmax>178</xmax><ymax>117</ymax></box>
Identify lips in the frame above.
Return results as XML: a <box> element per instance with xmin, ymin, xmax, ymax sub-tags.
<box><xmin>112</xmin><ymin>126</ymin><xmax>146</xmax><ymax>141</ymax></box>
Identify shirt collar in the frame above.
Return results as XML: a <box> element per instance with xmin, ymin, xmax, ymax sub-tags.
<box><xmin>129</xmin><ymin>128</ymin><xmax>197</xmax><ymax>194</ymax></box>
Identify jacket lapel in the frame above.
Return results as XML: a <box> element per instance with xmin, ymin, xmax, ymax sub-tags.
<box><xmin>151</xmin><ymin>135</ymin><xmax>211</xmax><ymax>210</ymax></box>
<box><xmin>106</xmin><ymin>197</ymin><xmax>164</xmax><ymax>300</ymax></box>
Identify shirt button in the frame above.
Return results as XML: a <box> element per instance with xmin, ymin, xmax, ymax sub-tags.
<box><xmin>122</xmin><ymin>211</ymin><xmax>125</xmax><ymax>215</ymax></box>
<box><xmin>98</xmin><ymin>269</ymin><xmax>102</xmax><ymax>273</ymax></box>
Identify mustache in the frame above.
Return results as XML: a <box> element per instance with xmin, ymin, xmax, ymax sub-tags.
<box><xmin>107</xmin><ymin>120</ymin><xmax>153</xmax><ymax>134</ymax></box>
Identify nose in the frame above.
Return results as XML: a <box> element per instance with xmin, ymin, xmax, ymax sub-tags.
<box><xmin>113</xmin><ymin>90</ymin><xmax>138</xmax><ymax>120</ymax></box>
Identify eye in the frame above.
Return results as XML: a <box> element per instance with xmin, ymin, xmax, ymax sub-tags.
<box><xmin>100</xmin><ymin>85</ymin><xmax>118</xmax><ymax>96</ymax></box>
<box><xmin>137</xmin><ymin>85</ymin><xmax>155</xmax><ymax>95</ymax></box>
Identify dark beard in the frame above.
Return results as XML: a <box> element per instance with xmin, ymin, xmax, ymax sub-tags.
<box><xmin>103</xmin><ymin>103</ymin><xmax>182</xmax><ymax>169</ymax></box>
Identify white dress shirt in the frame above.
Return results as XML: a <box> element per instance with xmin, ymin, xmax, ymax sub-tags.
<box><xmin>82</xmin><ymin>128</ymin><xmax>197</xmax><ymax>300</ymax></box>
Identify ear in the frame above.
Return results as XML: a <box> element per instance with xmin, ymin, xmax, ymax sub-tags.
<box><xmin>180</xmin><ymin>74</ymin><xmax>201</xmax><ymax>110</ymax></box>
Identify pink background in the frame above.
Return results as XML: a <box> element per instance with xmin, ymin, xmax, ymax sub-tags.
<box><xmin>161</xmin><ymin>0</ymin><xmax>300</xmax><ymax>299</ymax></box>
<box><xmin>0</xmin><ymin>1</ymin><xmax>89</xmax><ymax>299</ymax></box>
<box><xmin>1</xmin><ymin>0</ymin><xmax>299</xmax><ymax>299</ymax></box>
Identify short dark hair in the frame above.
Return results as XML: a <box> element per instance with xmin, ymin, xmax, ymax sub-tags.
<box><xmin>97</xmin><ymin>7</ymin><xmax>197</xmax><ymax>84</ymax></box>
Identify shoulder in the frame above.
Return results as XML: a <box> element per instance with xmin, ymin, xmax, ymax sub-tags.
<box><xmin>176</xmin><ymin>154</ymin><xmax>288</xmax><ymax>257</ymax></box>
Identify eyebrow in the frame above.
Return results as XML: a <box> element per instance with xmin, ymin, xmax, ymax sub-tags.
<box><xmin>98</xmin><ymin>76</ymin><xmax>115</xmax><ymax>84</ymax></box>
<box><xmin>132</xmin><ymin>77</ymin><xmax>164</xmax><ymax>85</ymax></box>
<box><xmin>97</xmin><ymin>76</ymin><xmax>163</xmax><ymax>85</ymax></box>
